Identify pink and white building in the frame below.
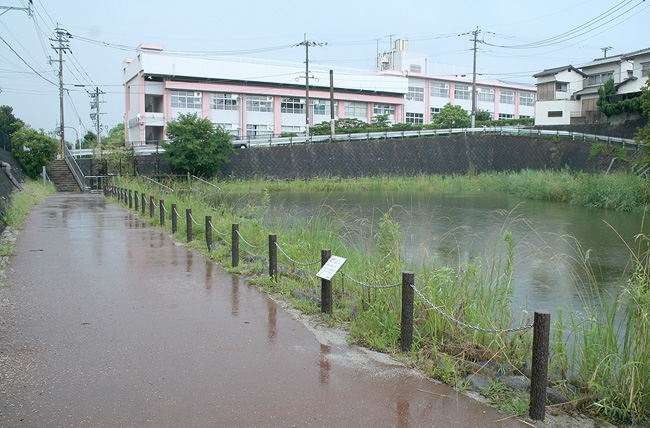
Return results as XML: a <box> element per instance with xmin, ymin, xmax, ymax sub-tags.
<box><xmin>123</xmin><ymin>42</ymin><xmax>536</xmax><ymax>146</ymax></box>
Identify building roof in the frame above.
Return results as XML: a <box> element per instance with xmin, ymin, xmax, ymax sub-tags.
<box><xmin>532</xmin><ymin>65</ymin><xmax>586</xmax><ymax>78</ymax></box>
<box><xmin>622</xmin><ymin>47</ymin><xmax>650</xmax><ymax>59</ymax></box>
<box><xmin>573</xmin><ymin>86</ymin><xmax>600</xmax><ymax>99</ymax></box>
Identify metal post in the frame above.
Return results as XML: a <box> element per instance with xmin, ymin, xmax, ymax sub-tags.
<box><xmin>171</xmin><ymin>203</ymin><xmax>177</xmax><ymax>234</ymax></box>
<box><xmin>129</xmin><ymin>190</ymin><xmax>133</xmax><ymax>209</ymax></box>
<box><xmin>205</xmin><ymin>215</ymin><xmax>212</xmax><ymax>251</ymax></box>
<box><xmin>321</xmin><ymin>249</ymin><xmax>332</xmax><ymax>314</ymax></box>
<box><xmin>134</xmin><ymin>191</ymin><xmax>139</xmax><ymax>211</ymax></box>
<box><xmin>186</xmin><ymin>208</ymin><xmax>192</xmax><ymax>242</ymax></box>
<box><xmin>269</xmin><ymin>234</ymin><xmax>277</xmax><ymax>279</ymax></box>
<box><xmin>400</xmin><ymin>271</ymin><xmax>415</xmax><ymax>353</ymax></box>
<box><xmin>530</xmin><ymin>311</ymin><xmax>551</xmax><ymax>421</ymax></box>
<box><xmin>232</xmin><ymin>223</ymin><xmax>239</xmax><ymax>267</ymax></box>
<box><xmin>159</xmin><ymin>200</ymin><xmax>165</xmax><ymax>226</ymax></box>
<box><xmin>149</xmin><ymin>196</ymin><xmax>154</xmax><ymax>218</ymax></box>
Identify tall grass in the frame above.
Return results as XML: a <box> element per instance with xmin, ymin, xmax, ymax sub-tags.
<box><xmin>1</xmin><ymin>180</ymin><xmax>56</xmax><ymax>228</ymax></box>
<box><xmin>112</xmin><ymin>172</ymin><xmax>650</xmax><ymax>422</ymax></box>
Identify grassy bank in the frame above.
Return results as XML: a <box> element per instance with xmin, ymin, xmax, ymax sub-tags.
<box><xmin>206</xmin><ymin>169</ymin><xmax>650</xmax><ymax>212</ymax></box>
<box><xmin>112</xmin><ymin>171</ymin><xmax>649</xmax><ymax>424</ymax></box>
<box><xmin>0</xmin><ymin>180</ymin><xmax>56</xmax><ymax>282</ymax></box>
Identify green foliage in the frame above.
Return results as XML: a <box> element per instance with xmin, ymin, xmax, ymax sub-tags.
<box><xmin>433</xmin><ymin>103</ymin><xmax>471</xmax><ymax>128</ymax></box>
<box><xmin>11</xmin><ymin>126</ymin><xmax>59</xmax><ymax>179</ymax></box>
<box><xmin>635</xmin><ymin>71</ymin><xmax>650</xmax><ymax>162</ymax></box>
<box><xmin>82</xmin><ymin>131</ymin><xmax>98</xmax><ymax>149</ymax></box>
<box><xmin>371</xmin><ymin>114</ymin><xmax>391</xmax><ymax>127</ymax></box>
<box><xmin>475</xmin><ymin>109</ymin><xmax>492</xmax><ymax>121</ymax></box>
<box><xmin>0</xmin><ymin>105</ymin><xmax>24</xmax><ymax>136</ymax></box>
<box><xmin>163</xmin><ymin>113</ymin><xmax>235</xmax><ymax>177</ymax></box>
<box><xmin>375</xmin><ymin>211</ymin><xmax>402</xmax><ymax>263</ymax></box>
<box><xmin>103</xmin><ymin>123</ymin><xmax>125</xmax><ymax>148</ymax></box>
<box><xmin>598</xmin><ymin>77</ymin><xmax>643</xmax><ymax>117</ymax></box>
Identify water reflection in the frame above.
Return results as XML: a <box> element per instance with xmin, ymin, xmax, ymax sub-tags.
<box><xmin>396</xmin><ymin>399</ymin><xmax>410</xmax><ymax>428</ymax></box>
<box><xmin>260</xmin><ymin>190</ymin><xmax>649</xmax><ymax>316</ymax></box>
<box><xmin>318</xmin><ymin>344</ymin><xmax>331</xmax><ymax>385</ymax></box>
<box><xmin>231</xmin><ymin>276</ymin><xmax>240</xmax><ymax>317</ymax></box>
<box><xmin>205</xmin><ymin>260</ymin><xmax>213</xmax><ymax>290</ymax></box>
<box><xmin>267</xmin><ymin>301</ymin><xmax>276</xmax><ymax>343</ymax></box>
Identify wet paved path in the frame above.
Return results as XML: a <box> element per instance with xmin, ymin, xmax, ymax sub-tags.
<box><xmin>0</xmin><ymin>194</ymin><xmax>526</xmax><ymax>427</ymax></box>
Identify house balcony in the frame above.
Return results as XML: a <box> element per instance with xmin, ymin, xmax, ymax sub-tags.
<box><xmin>142</xmin><ymin>112</ymin><xmax>165</xmax><ymax>127</ymax></box>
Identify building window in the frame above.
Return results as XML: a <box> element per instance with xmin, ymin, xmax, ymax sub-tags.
<box><xmin>171</xmin><ymin>90</ymin><xmax>202</xmax><ymax>109</ymax></box>
<box><xmin>247</xmin><ymin>95</ymin><xmax>274</xmax><ymax>112</ymax></box>
<box><xmin>345</xmin><ymin>101</ymin><xmax>367</xmax><ymax>119</ymax></box>
<box><xmin>641</xmin><ymin>62</ymin><xmax>650</xmax><ymax>77</ymax></box>
<box><xmin>548</xmin><ymin>111</ymin><xmax>563</xmax><ymax>118</ymax></box>
<box><xmin>281</xmin><ymin>97</ymin><xmax>304</xmax><ymax>114</ymax></box>
<box><xmin>455</xmin><ymin>84</ymin><xmax>472</xmax><ymax>100</ymax></box>
<box><xmin>587</xmin><ymin>72</ymin><xmax>613</xmax><ymax>86</ymax></box>
<box><xmin>373</xmin><ymin>104</ymin><xmax>395</xmax><ymax>116</ymax></box>
<box><xmin>410</xmin><ymin>64</ymin><xmax>422</xmax><ymax>73</ymax></box>
<box><xmin>281</xmin><ymin>125</ymin><xmax>304</xmax><ymax>135</ymax></box>
<box><xmin>312</xmin><ymin>100</ymin><xmax>336</xmax><ymax>116</ymax></box>
<box><xmin>214</xmin><ymin>123</ymin><xmax>238</xmax><ymax>136</ymax></box>
<box><xmin>246</xmin><ymin>124</ymin><xmax>273</xmax><ymax>137</ymax></box>
<box><xmin>476</xmin><ymin>88</ymin><xmax>494</xmax><ymax>102</ymax></box>
<box><xmin>500</xmin><ymin>90</ymin><xmax>515</xmax><ymax>104</ymax></box>
<box><xmin>519</xmin><ymin>115</ymin><xmax>531</xmax><ymax>119</ymax></box>
<box><xmin>430</xmin><ymin>107</ymin><xmax>441</xmax><ymax>120</ymax></box>
<box><xmin>406</xmin><ymin>86</ymin><xmax>424</xmax><ymax>101</ymax></box>
<box><xmin>210</xmin><ymin>93</ymin><xmax>238</xmax><ymax>111</ymax></box>
<box><xmin>555</xmin><ymin>82</ymin><xmax>568</xmax><ymax>92</ymax></box>
<box><xmin>498</xmin><ymin>113</ymin><xmax>514</xmax><ymax>120</ymax></box>
<box><xmin>431</xmin><ymin>82</ymin><xmax>449</xmax><ymax>98</ymax></box>
<box><xmin>519</xmin><ymin>92</ymin><xmax>535</xmax><ymax>106</ymax></box>
<box><xmin>405</xmin><ymin>112</ymin><xmax>424</xmax><ymax>125</ymax></box>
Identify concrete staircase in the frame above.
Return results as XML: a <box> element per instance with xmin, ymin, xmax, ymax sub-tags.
<box><xmin>48</xmin><ymin>159</ymin><xmax>82</xmax><ymax>192</ymax></box>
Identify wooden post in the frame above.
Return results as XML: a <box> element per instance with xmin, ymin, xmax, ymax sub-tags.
<box><xmin>128</xmin><ymin>190</ymin><xmax>133</xmax><ymax>209</ymax></box>
<box><xmin>400</xmin><ymin>271</ymin><xmax>415</xmax><ymax>353</ymax></box>
<box><xmin>232</xmin><ymin>223</ymin><xmax>239</xmax><ymax>267</ymax></box>
<box><xmin>321</xmin><ymin>248</ymin><xmax>332</xmax><ymax>314</ymax></box>
<box><xmin>205</xmin><ymin>215</ymin><xmax>212</xmax><ymax>251</ymax></box>
<box><xmin>141</xmin><ymin>193</ymin><xmax>146</xmax><ymax>215</ymax></box>
<box><xmin>186</xmin><ymin>208</ymin><xmax>192</xmax><ymax>242</ymax></box>
<box><xmin>171</xmin><ymin>203</ymin><xmax>177</xmax><ymax>234</ymax></box>
<box><xmin>159</xmin><ymin>200</ymin><xmax>165</xmax><ymax>226</ymax></box>
<box><xmin>149</xmin><ymin>196</ymin><xmax>155</xmax><ymax>218</ymax></box>
<box><xmin>269</xmin><ymin>234</ymin><xmax>277</xmax><ymax>279</ymax></box>
<box><xmin>134</xmin><ymin>191</ymin><xmax>139</xmax><ymax>211</ymax></box>
<box><xmin>530</xmin><ymin>311</ymin><xmax>551</xmax><ymax>421</ymax></box>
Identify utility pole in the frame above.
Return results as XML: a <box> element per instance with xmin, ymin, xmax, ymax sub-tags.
<box><xmin>470</xmin><ymin>27</ymin><xmax>480</xmax><ymax>129</ymax></box>
<box><xmin>330</xmin><ymin>70</ymin><xmax>335</xmax><ymax>137</ymax></box>
<box><xmin>50</xmin><ymin>27</ymin><xmax>70</xmax><ymax>157</ymax></box>
<box><xmin>601</xmin><ymin>46</ymin><xmax>613</xmax><ymax>58</ymax></box>
<box><xmin>0</xmin><ymin>0</ymin><xmax>32</xmax><ymax>17</ymax></box>
<box><xmin>296</xmin><ymin>34</ymin><xmax>326</xmax><ymax>136</ymax></box>
<box><xmin>89</xmin><ymin>87</ymin><xmax>104</xmax><ymax>152</ymax></box>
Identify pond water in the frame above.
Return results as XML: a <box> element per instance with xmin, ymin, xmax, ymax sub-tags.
<box><xmin>262</xmin><ymin>190</ymin><xmax>649</xmax><ymax>318</ymax></box>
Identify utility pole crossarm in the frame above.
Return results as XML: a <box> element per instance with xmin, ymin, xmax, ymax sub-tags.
<box><xmin>295</xmin><ymin>35</ymin><xmax>326</xmax><ymax>137</ymax></box>
<box><xmin>50</xmin><ymin>27</ymin><xmax>71</xmax><ymax>157</ymax></box>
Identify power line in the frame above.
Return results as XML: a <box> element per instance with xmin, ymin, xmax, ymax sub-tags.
<box><xmin>0</xmin><ymin>34</ymin><xmax>57</xmax><ymax>85</ymax></box>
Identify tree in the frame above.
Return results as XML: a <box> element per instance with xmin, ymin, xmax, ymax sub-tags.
<box><xmin>635</xmin><ymin>72</ymin><xmax>650</xmax><ymax>163</ymax></box>
<box><xmin>0</xmin><ymin>105</ymin><xmax>24</xmax><ymax>137</ymax></box>
<box><xmin>475</xmin><ymin>109</ymin><xmax>492</xmax><ymax>121</ymax></box>
<box><xmin>81</xmin><ymin>131</ymin><xmax>97</xmax><ymax>149</ymax></box>
<box><xmin>162</xmin><ymin>113</ymin><xmax>234</xmax><ymax>177</ymax></box>
<box><xmin>433</xmin><ymin>103</ymin><xmax>471</xmax><ymax>128</ymax></box>
<box><xmin>11</xmin><ymin>126</ymin><xmax>59</xmax><ymax>178</ymax></box>
<box><xmin>371</xmin><ymin>114</ymin><xmax>391</xmax><ymax>128</ymax></box>
<box><xmin>104</xmin><ymin>123</ymin><xmax>125</xmax><ymax>148</ymax></box>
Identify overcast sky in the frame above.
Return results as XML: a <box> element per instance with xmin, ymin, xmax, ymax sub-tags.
<box><xmin>0</xmin><ymin>0</ymin><xmax>648</xmax><ymax>138</ymax></box>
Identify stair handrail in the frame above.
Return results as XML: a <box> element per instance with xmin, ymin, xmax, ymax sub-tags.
<box><xmin>62</xmin><ymin>144</ymin><xmax>90</xmax><ymax>191</ymax></box>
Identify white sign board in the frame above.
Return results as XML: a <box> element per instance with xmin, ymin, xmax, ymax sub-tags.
<box><xmin>316</xmin><ymin>256</ymin><xmax>347</xmax><ymax>281</ymax></box>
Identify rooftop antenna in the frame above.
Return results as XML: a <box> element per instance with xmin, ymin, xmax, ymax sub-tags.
<box><xmin>601</xmin><ymin>46</ymin><xmax>613</xmax><ymax>58</ymax></box>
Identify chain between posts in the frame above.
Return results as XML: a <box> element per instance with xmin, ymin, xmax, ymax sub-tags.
<box><xmin>162</xmin><ymin>203</ymin><xmax>171</xmax><ymax>213</ymax></box>
<box><xmin>210</xmin><ymin>222</ymin><xmax>231</xmax><ymax>237</ymax></box>
<box><xmin>188</xmin><ymin>212</ymin><xmax>205</xmax><ymax>226</ymax></box>
<box><xmin>236</xmin><ymin>230</ymin><xmax>269</xmax><ymax>249</ymax></box>
<box><xmin>340</xmin><ymin>271</ymin><xmax>401</xmax><ymax>289</ymax></box>
<box><xmin>410</xmin><ymin>284</ymin><xmax>534</xmax><ymax>333</ymax></box>
<box><xmin>276</xmin><ymin>243</ymin><xmax>320</xmax><ymax>266</ymax></box>
<box><xmin>173</xmin><ymin>207</ymin><xmax>186</xmax><ymax>219</ymax></box>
